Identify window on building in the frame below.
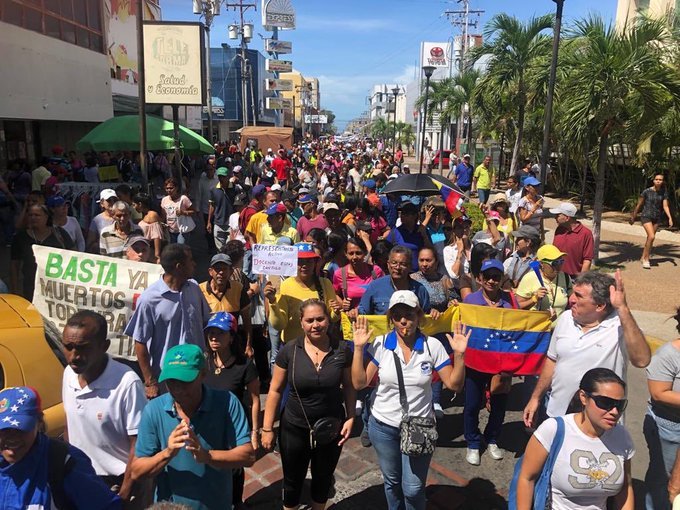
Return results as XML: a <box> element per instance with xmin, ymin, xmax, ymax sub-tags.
<box><xmin>0</xmin><ymin>0</ymin><xmax>104</xmax><ymax>53</ymax></box>
<box><xmin>637</xmin><ymin>0</ymin><xmax>650</xmax><ymax>10</ymax></box>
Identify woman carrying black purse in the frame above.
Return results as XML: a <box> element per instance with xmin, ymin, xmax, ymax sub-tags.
<box><xmin>261</xmin><ymin>298</ymin><xmax>355</xmax><ymax>510</ymax></box>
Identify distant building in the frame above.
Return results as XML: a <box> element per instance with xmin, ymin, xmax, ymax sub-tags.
<box><xmin>280</xmin><ymin>71</ymin><xmax>321</xmax><ymax>138</ymax></box>
<box><xmin>616</xmin><ymin>0</ymin><xmax>677</xmax><ymax>30</ymax></box>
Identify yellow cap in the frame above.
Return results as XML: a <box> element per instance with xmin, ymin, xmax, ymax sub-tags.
<box><xmin>537</xmin><ymin>244</ymin><xmax>567</xmax><ymax>262</ymax></box>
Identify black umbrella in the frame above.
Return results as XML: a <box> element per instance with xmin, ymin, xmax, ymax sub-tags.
<box><xmin>381</xmin><ymin>173</ymin><xmax>464</xmax><ymax>196</ymax></box>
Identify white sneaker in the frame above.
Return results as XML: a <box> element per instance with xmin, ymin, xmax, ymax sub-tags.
<box><xmin>466</xmin><ymin>448</ymin><xmax>480</xmax><ymax>466</ymax></box>
<box><xmin>642</xmin><ymin>259</ymin><xmax>651</xmax><ymax>269</ymax></box>
<box><xmin>487</xmin><ymin>443</ymin><xmax>504</xmax><ymax>460</ymax></box>
<box><xmin>355</xmin><ymin>400</ymin><xmax>363</xmax><ymax>417</ymax></box>
<box><xmin>433</xmin><ymin>403</ymin><xmax>444</xmax><ymax>419</ymax></box>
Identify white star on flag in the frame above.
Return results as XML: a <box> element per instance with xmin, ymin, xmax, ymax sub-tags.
<box><xmin>17</xmin><ymin>398</ymin><xmax>25</xmax><ymax>404</ymax></box>
<box><xmin>2</xmin><ymin>417</ymin><xmax>10</xmax><ymax>422</ymax></box>
<box><xmin>10</xmin><ymin>419</ymin><xmax>19</xmax><ymax>426</ymax></box>
<box><xmin>10</xmin><ymin>405</ymin><xmax>18</xmax><ymax>413</ymax></box>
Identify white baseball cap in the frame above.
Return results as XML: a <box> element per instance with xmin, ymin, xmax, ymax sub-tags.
<box><xmin>389</xmin><ymin>290</ymin><xmax>420</xmax><ymax>310</ymax></box>
<box><xmin>100</xmin><ymin>189</ymin><xmax>117</xmax><ymax>201</ymax></box>
<box><xmin>271</xmin><ymin>183</ymin><xmax>282</xmax><ymax>191</ymax></box>
<box><xmin>549</xmin><ymin>202</ymin><xmax>577</xmax><ymax>218</ymax></box>
<box><xmin>322</xmin><ymin>202</ymin><xmax>339</xmax><ymax>213</ymax></box>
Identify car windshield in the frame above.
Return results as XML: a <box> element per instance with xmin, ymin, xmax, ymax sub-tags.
<box><xmin>42</xmin><ymin>316</ymin><xmax>67</xmax><ymax>367</ymax></box>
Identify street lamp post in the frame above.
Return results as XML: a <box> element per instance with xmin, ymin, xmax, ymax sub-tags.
<box><xmin>193</xmin><ymin>0</ymin><xmax>219</xmax><ymax>142</ymax></box>
<box><xmin>540</xmin><ymin>0</ymin><xmax>565</xmax><ymax>188</ymax></box>
<box><xmin>419</xmin><ymin>66</ymin><xmax>436</xmax><ymax>174</ymax></box>
<box><xmin>391</xmin><ymin>86</ymin><xmax>399</xmax><ymax>153</ymax></box>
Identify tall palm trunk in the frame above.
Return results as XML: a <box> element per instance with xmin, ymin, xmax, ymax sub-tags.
<box><xmin>592</xmin><ymin>129</ymin><xmax>610</xmax><ymax>262</ymax></box>
<box><xmin>510</xmin><ymin>80</ymin><xmax>527</xmax><ymax>174</ymax></box>
<box><xmin>438</xmin><ymin>123</ymin><xmax>445</xmax><ymax>174</ymax></box>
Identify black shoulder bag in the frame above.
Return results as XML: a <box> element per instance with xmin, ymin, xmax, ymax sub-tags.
<box><xmin>392</xmin><ymin>346</ymin><xmax>438</xmax><ymax>457</ymax></box>
<box><xmin>292</xmin><ymin>344</ymin><xmax>342</xmax><ymax>449</ymax></box>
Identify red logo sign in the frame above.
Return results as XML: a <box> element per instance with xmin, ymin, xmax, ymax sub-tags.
<box><xmin>430</xmin><ymin>47</ymin><xmax>444</xmax><ymax>58</ymax></box>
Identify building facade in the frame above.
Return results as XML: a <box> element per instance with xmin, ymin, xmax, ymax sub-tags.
<box><xmin>616</xmin><ymin>0</ymin><xmax>679</xmax><ymax>29</ymax></box>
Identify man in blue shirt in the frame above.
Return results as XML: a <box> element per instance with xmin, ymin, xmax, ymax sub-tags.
<box><xmin>385</xmin><ymin>202</ymin><xmax>432</xmax><ymax>271</ymax></box>
<box><xmin>132</xmin><ymin>344</ymin><xmax>255</xmax><ymax>509</ymax></box>
<box><xmin>453</xmin><ymin>154</ymin><xmax>474</xmax><ymax>193</ymax></box>
<box><xmin>125</xmin><ymin>244</ymin><xmax>211</xmax><ymax>399</ymax></box>
<box><xmin>358</xmin><ymin>245</ymin><xmax>431</xmax><ymax>315</ymax></box>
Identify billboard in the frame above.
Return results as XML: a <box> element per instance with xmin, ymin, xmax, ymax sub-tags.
<box><xmin>265</xmin><ymin>39</ymin><xmax>292</xmax><ymax>54</ymax></box>
<box><xmin>262</xmin><ymin>0</ymin><xmax>296</xmax><ymax>29</ymax></box>
<box><xmin>266</xmin><ymin>79</ymin><xmax>293</xmax><ymax>91</ymax></box>
<box><xmin>266</xmin><ymin>97</ymin><xmax>293</xmax><ymax>110</ymax></box>
<box><xmin>266</xmin><ymin>59</ymin><xmax>293</xmax><ymax>73</ymax></box>
<box><xmin>421</xmin><ymin>42</ymin><xmax>451</xmax><ymax>68</ymax></box>
<box><xmin>304</xmin><ymin>115</ymin><xmax>328</xmax><ymax>124</ymax></box>
<box><xmin>143</xmin><ymin>22</ymin><xmax>206</xmax><ymax>105</ymax></box>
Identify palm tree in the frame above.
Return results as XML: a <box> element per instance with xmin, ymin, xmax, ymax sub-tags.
<box><xmin>559</xmin><ymin>15</ymin><xmax>678</xmax><ymax>259</ymax></box>
<box><xmin>472</xmin><ymin>13</ymin><xmax>554</xmax><ymax>173</ymax></box>
<box><xmin>370</xmin><ymin>117</ymin><xmax>390</xmax><ymax>141</ymax></box>
<box><xmin>396</xmin><ymin>123</ymin><xmax>416</xmax><ymax>155</ymax></box>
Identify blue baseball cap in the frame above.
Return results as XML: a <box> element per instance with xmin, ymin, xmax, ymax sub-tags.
<box><xmin>252</xmin><ymin>184</ymin><xmax>267</xmax><ymax>198</ymax></box>
<box><xmin>523</xmin><ymin>176</ymin><xmax>541</xmax><ymax>187</ymax></box>
<box><xmin>297</xmin><ymin>194</ymin><xmax>317</xmax><ymax>204</ymax></box>
<box><xmin>480</xmin><ymin>259</ymin><xmax>504</xmax><ymax>274</ymax></box>
<box><xmin>0</xmin><ymin>387</ymin><xmax>41</xmax><ymax>432</ymax></box>
<box><xmin>47</xmin><ymin>195</ymin><xmax>66</xmax><ymax>208</ymax></box>
<box><xmin>204</xmin><ymin>312</ymin><xmax>238</xmax><ymax>333</ymax></box>
<box><xmin>295</xmin><ymin>242</ymin><xmax>320</xmax><ymax>259</ymax></box>
<box><xmin>361</xmin><ymin>179</ymin><xmax>376</xmax><ymax>189</ymax></box>
<box><xmin>266</xmin><ymin>202</ymin><xmax>288</xmax><ymax>216</ymax></box>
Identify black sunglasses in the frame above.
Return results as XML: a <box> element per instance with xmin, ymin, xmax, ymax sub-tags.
<box><xmin>585</xmin><ymin>392</ymin><xmax>628</xmax><ymax>413</ymax></box>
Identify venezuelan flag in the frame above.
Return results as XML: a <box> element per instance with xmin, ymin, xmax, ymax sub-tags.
<box><xmin>431</xmin><ymin>178</ymin><xmax>465</xmax><ymax>215</ymax></box>
<box><xmin>460</xmin><ymin>303</ymin><xmax>552</xmax><ymax>376</ymax></box>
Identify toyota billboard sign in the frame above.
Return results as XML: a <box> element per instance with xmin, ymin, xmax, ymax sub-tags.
<box><xmin>421</xmin><ymin>42</ymin><xmax>450</xmax><ymax>68</ymax></box>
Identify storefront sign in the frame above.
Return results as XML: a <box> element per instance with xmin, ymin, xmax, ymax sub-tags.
<box><xmin>265</xmin><ymin>79</ymin><xmax>293</xmax><ymax>91</ymax></box>
<box><xmin>252</xmin><ymin>244</ymin><xmax>297</xmax><ymax>276</ymax></box>
<box><xmin>264</xmin><ymin>39</ymin><xmax>292</xmax><ymax>54</ymax></box>
<box><xmin>32</xmin><ymin>246</ymin><xmax>164</xmax><ymax>360</ymax></box>
<box><xmin>266</xmin><ymin>59</ymin><xmax>293</xmax><ymax>73</ymax></box>
<box><xmin>262</xmin><ymin>0</ymin><xmax>296</xmax><ymax>29</ymax></box>
<box><xmin>266</xmin><ymin>97</ymin><xmax>292</xmax><ymax>110</ymax></box>
<box><xmin>143</xmin><ymin>22</ymin><xmax>206</xmax><ymax>105</ymax></box>
<box><xmin>421</xmin><ymin>42</ymin><xmax>450</xmax><ymax>68</ymax></box>
<box><xmin>304</xmin><ymin>114</ymin><xmax>328</xmax><ymax>124</ymax></box>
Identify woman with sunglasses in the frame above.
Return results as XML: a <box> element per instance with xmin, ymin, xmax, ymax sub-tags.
<box><xmin>515</xmin><ymin>244</ymin><xmax>571</xmax><ymax>322</ymax></box>
<box><xmin>516</xmin><ymin>368</ymin><xmax>634</xmax><ymax>510</ymax></box>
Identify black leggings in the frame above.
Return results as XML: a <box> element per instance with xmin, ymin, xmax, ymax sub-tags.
<box><xmin>279</xmin><ymin>413</ymin><xmax>342</xmax><ymax>507</ymax></box>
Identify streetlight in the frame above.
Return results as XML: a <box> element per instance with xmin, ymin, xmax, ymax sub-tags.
<box><xmin>419</xmin><ymin>65</ymin><xmax>436</xmax><ymax>174</ymax></box>
<box><xmin>391</xmin><ymin>86</ymin><xmax>399</xmax><ymax>153</ymax></box>
<box><xmin>193</xmin><ymin>0</ymin><xmax>220</xmax><ymax>142</ymax></box>
<box><xmin>540</xmin><ymin>0</ymin><xmax>565</xmax><ymax>188</ymax></box>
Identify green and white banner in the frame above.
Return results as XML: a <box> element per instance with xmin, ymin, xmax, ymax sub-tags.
<box><xmin>32</xmin><ymin>246</ymin><xmax>164</xmax><ymax>360</ymax></box>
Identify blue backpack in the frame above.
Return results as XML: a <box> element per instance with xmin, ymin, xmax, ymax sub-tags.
<box><xmin>508</xmin><ymin>416</ymin><xmax>565</xmax><ymax>510</ymax></box>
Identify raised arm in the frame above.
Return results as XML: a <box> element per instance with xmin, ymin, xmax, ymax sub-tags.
<box><xmin>610</xmin><ymin>269</ymin><xmax>650</xmax><ymax>368</ymax></box>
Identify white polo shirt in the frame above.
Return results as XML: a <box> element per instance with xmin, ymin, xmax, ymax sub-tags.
<box><xmin>546</xmin><ymin>310</ymin><xmax>627</xmax><ymax>417</ymax></box>
<box><xmin>62</xmin><ymin>356</ymin><xmax>146</xmax><ymax>476</ymax></box>
<box><xmin>368</xmin><ymin>331</ymin><xmax>451</xmax><ymax>428</ymax></box>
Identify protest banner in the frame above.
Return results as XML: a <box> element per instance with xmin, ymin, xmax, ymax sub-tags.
<box><xmin>252</xmin><ymin>243</ymin><xmax>297</xmax><ymax>277</ymax></box>
<box><xmin>32</xmin><ymin>246</ymin><xmax>164</xmax><ymax>360</ymax></box>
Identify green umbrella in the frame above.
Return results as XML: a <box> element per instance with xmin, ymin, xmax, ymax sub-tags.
<box><xmin>76</xmin><ymin>115</ymin><xmax>213</xmax><ymax>155</ymax></box>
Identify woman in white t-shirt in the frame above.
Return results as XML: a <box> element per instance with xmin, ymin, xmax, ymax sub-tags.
<box><xmin>351</xmin><ymin>290</ymin><xmax>469</xmax><ymax>510</ymax></box>
<box><xmin>516</xmin><ymin>368</ymin><xmax>635</xmax><ymax>510</ymax></box>
<box><xmin>160</xmin><ymin>177</ymin><xmax>195</xmax><ymax>244</ymax></box>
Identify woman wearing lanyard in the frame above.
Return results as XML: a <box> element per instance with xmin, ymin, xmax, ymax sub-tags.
<box><xmin>462</xmin><ymin>259</ymin><xmax>518</xmax><ymax>466</ymax></box>
<box><xmin>517</xmin><ymin>176</ymin><xmax>544</xmax><ymax>231</ymax></box>
<box><xmin>333</xmin><ymin>237</ymin><xmax>384</xmax><ymax>319</ymax></box>
<box><xmin>351</xmin><ymin>291</ymin><xmax>468</xmax><ymax>510</ymax></box>
<box><xmin>261</xmin><ymin>299</ymin><xmax>355</xmax><ymax>510</ymax></box>
<box><xmin>515</xmin><ymin>244</ymin><xmax>571</xmax><ymax>323</ymax></box>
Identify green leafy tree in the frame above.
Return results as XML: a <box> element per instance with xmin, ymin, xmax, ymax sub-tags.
<box><xmin>472</xmin><ymin>13</ymin><xmax>553</xmax><ymax>173</ymax></box>
<box><xmin>559</xmin><ymin>15</ymin><xmax>679</xmax><ymax>259</ymax></box>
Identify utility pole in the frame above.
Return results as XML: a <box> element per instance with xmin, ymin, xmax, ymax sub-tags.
<box><xmin>226</xmin><ymin>1</ymin><xmax>256</xmax><ymax>129</ymax></box>
<box><xmin>193</xmin><ymin>0</ymin><xmax>220</xmax><ymax>143</ymax></box>
<box><xmin>445</xmin><ymin>1</ymin><xmax>484</xmax><ymax>156</ymax></box>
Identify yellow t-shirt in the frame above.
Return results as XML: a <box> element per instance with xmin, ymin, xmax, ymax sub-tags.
<box><xmin>269</xmin><ymin>276</ymin><xmax>339</xmax><ymax>342</ymax></box>
<box><xmin>246</xmin><ymin>211</ymin><xmax>269</xmax><ymax>243</ymax></box>
<box><xmin>482</xmin><ymin>217</ymin><xmax>516</xmax><ymax>241</ymax></box>
<box><xmin>474</xmin><ymin>164</ymin><xmax>494</xmax><ymax>190</ymax></box>
<box><xmin>259</xmin><ymin>224</ymin><xmax>299</xmax><ymax>245</ymax></box>
<box><xmin>516</xmin><ymin>270</ymin><xmax>570</xmax><ymax>319</ymax></box>
<box><xmin>199</xmin><ymin>280</ymin><xmax>247</xmax><ymax>314</ymax></box>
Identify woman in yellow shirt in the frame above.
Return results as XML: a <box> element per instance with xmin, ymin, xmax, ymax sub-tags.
<box><xmin>264</xmin><ymin>242</ymin><xmax>342</xmax><ymax>342</ymax></box>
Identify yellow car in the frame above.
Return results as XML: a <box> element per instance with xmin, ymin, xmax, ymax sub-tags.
<box><xmin>0</xmin><ymin>294</ymin><xmax>66</xmax><ymax>437</ymax></box>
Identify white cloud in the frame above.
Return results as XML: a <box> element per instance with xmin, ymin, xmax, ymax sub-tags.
<box><xmin>393</xmin><ymin>65</ymin><xmax>418</xmax><ymax>87</ymax></box>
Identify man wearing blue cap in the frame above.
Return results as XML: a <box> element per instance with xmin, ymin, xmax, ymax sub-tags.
<box><xmin>48</xmin><ymin>194</ymin><xmax>86</xmax><ymax>251</ymax></box>
<box><xmin>132</xmin><ymin>344</ymin><xmax>255</xmax><ymax>509</ymax></box>
<box><xmin>260</xmin><ymin>202</ymin><xmax>299</xmax><ymax>245</ymax></box>
<box><xmin>0</xmin><ymin>386</ymin><xmax>121</xmax><ymax>509</ymax></box>
<box><xmin>296</xmin><ymin>194</ymin><xmax>327</xmax><ymax>240</ymax></box>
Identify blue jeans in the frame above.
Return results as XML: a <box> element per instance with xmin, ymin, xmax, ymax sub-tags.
<box><xmin>477</xmin><ymin>188</ymin><xmax>490</xmax><ymax>204</ymax></box>
<box><xmin>644</xmin><ymin>411</ymin><xmax>680</xmax><ymax>510</ymax></box>
<box><xmin>268</xmin><ymin>321</ymin><xmax>281</xmax><ymax>367</ymax></box>
<box><xmin>368</xmin><ymin>415</ymin><xmax>432</xmax><ymax>510</ymax></box>
<box><xmin>463</xmin><ymin>368</ymin><xmax>508</xmax><ymax>449</ymax></box>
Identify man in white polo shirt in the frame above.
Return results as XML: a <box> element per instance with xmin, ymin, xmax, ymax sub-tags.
<box><xmin>61</xmin><ymin>310</ymin><xmax>147</xmax><ymax>508</ymax></box>
<box><xmin>523</xmin><ymin>270</ymin><xmax>651</xmax><ymax>427</ymax></box>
